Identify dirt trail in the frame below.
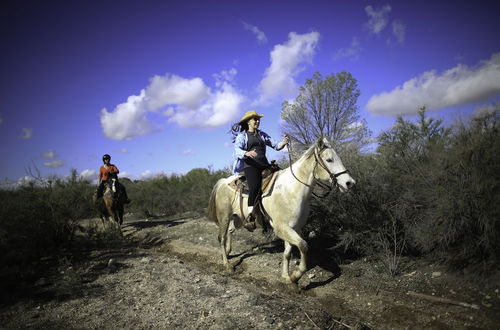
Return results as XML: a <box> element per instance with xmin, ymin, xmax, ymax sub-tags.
<box><xmin>1</xmin><ymin>215</ymin><xmax>498</xmax><ymax>329</ymax></box>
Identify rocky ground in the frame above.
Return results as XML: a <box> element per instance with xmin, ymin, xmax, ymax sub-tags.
<box><xmin>0</xmin><ymin>214</ymin><xmax>498</xmax><ymax>329</ymax></box>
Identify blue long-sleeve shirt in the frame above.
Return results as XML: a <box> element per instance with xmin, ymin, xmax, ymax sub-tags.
<box><xmin>232</xmin><ymin>130</ymin><xmax>280</xmax><ymax>174</ymax></box>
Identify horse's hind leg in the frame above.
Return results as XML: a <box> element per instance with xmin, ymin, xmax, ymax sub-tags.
<box><xmin>218</xmin><ymin>216</ymin><xmax>233</xmax><ymax>272</ymax></box>
<box><xmin>225</xmin><ymin>219</ymin><xmax>236</xmax><ymax>255</ymax></box>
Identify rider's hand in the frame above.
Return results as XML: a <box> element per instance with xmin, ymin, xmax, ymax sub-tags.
<box><xmin>245</xmin><ymin>149</ymin><xmax>258</xmax><ymax>158</ymax></box>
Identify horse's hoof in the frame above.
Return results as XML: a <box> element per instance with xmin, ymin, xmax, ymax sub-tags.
<box><xmin>282</xmin><ymin>276</ymin><xmax>293</xmax><ymax>284</ymax></box>
<box><xmin>281</xmin><ymin>279</ymin><xmax>301</xmax><ymax>292</ymax></box>
<box><xmin>224</xmin><ymin>263</ymin><xmax>235</xmax><ymax>273</ymax></box>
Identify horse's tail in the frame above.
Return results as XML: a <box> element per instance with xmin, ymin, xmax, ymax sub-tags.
<box><xmin>207</xmin><ymin>179</ymin><xmax>223</xmax><ymax>226</ymax></box>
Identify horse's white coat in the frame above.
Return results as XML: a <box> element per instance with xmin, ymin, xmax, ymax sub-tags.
<box><xmin>208</xmin><ymin>138</ymin><xmax>355</xmax><ymax>283</ymax></box>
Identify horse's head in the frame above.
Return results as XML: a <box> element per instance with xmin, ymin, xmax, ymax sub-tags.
<box><xmin>313</xmin><ymin>137</ymin><xmax>355</xmax><ymax>192</ymax></box>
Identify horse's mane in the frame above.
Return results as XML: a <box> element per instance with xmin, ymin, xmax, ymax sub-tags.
<box><xmin>282</xmin><ymin>137</ymin><xmax>330</xmax><ymax>170</ymax></box>
<box><xmin>296</xmin><ymin>137</ymin><xmax>330</xmax><ymax>161</ymax></box>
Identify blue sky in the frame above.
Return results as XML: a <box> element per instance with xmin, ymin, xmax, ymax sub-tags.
<box><xmin>1</xmin><ymin>0</ymin><xmax>499</xmax><ymax>184</ymax></box>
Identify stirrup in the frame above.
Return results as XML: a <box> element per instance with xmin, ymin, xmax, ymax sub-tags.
<box><xmin>243</xmin><ymin>214</ymin><xmax>256</xmax><ymax>232</ymax></box>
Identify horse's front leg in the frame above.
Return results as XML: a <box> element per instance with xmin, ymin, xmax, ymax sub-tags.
<box><xmin>277</xmin><ymin>227</ymin><xmax>309</xmax><ymax>284</ymax></box>
<box><xmin>281</xmin><ymin>241</ymin><xmax>293</xmax><ymax>283</ymax></box>
<box><xmin>290</xmin><ymin>237</ymin><xmax>308</xmax><ymax>283</ymax></box>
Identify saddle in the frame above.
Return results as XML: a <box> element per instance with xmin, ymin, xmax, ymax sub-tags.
<box><xmin>228</xmin><ymin>161</ymin><xmax>281</xmax><ymax>230</ymax></box>
<box><xmin>228</xmin><ymin>161</ymin><xmax>281</xmax><ymax>196</ymax></box>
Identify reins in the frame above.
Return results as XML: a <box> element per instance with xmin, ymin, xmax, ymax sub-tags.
<box><xmin>286</xmin><ymin>141</ymin><xmax>349</xmax><ymax>198</ymax></box>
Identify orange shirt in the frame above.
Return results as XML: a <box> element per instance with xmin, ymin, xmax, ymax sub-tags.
<box><xmin>99</xmin><ymin>164</ymin><xmax>119</xmax><ymax>182</ymax></box>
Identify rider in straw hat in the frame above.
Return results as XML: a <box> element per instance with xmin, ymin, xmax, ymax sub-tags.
<box><xmin>230</xmin><ymin>110</ymin><xmax>290</xmax><ymax>231</ymax></box>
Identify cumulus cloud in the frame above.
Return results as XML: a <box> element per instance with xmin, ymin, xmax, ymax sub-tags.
<box><xmin>365</xmin><ymin>4</ymin><xmax>392</xmax><ymax>35</ymax></box>
<box><xmin>257</xmin><ymin>31</ymin><xmax>320</xmax><ymax>104</ymax></box>
<box><xmin>391</xmin><ymin>20</ymin><xmax>406</xmax><ymax>45</ymax></box>
<box><xmin>19</xmin><ymin>128</ymin><xmax>33</xmax><ymax>139</ymax></box>
<box><xmin>43</xmin><ymin>160</ymin><xmax>64</xmax><ymax>168</ymax></box>
<box><xmin>366</xmin><ymin>53</ymin><xmax>500</xmax><ymax>115</ymax></box>
<box><xmin>100</xmin><ymin>71</ymin><xmax>244</xmax><ymax>140</ymax></box>
<box><xmin>79</xmin><ymin>169</ymin><xmax>97</xmax><ymax>181</ymax></box>
<box><xmin>100</xmin><ymin>90</ymin><xmax>158</xmax><ymax>140</ymax></box>
<box><xmin>115</xmin><ymin>148</ymin><xmax>128</xmax><ymax>153</ymax></box>
<box><xmin>332</xmin><ymin>37</ymin><xmax>362</xmax><ymax>61</ymax></box>
<box><xmin>242</xmin><ymin>21</ymin><xmax>268</xmax><ymax>44</ymax></box>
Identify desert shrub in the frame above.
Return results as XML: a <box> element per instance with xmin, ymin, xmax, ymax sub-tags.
<box><xmin>417</xmin><ymin>109</ymin><xmax>500</xmax><ymax>269</ymax></box>
<box><xmin>0</xmin><ymin>169</ymin><xmax>95</xmax><ymax>268</ymax></box>
<box><xmin>127</xmin><ymin>167</ymin><xmax>230</xmax><ymax>218</ymax></box>
<box><xmin>309</xmin><ymin>107</ymin><xmax>500</xmax><ymax>274</ymax></box>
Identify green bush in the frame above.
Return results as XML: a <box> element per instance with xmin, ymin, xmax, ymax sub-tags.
<box><xmin>0</xmin><ymin>169</ymin><xmax>95</xmax><ymax>268</ymax></box>
<box><xmin>126</xmin><ymin>167</ymin><xmax>230</xmax><ymax>218</ymax></box>
<box><xmin>309</xmin><ymin>108</ymin><xmax>500</xmax><ymax>274</ymax></box>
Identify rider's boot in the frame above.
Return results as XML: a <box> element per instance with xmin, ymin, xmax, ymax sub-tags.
<box><xmin>243</xmin><ymin>208</ymin><xmax>256</xmax><ymax>232</ymax></box>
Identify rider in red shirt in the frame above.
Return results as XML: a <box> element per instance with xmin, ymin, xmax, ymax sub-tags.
<box><xmin>96</xmin><ymin>154</ymin><xmax>131</xmax><ymax>203</ymax></box>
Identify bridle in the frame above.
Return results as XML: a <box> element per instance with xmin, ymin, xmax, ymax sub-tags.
<box><xmin>287</xmin><ymin>142</ymin><xmax>349</xmax><ymax>198</ymax></box>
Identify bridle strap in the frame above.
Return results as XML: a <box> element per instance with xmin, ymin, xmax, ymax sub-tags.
<box><xmin>287</xmin><ymin>143</ymin><xmax>314</xmax><ymax>189</ymax></box>
<box><xmin>287</xmin><ymin>142</ymin><xmax>349</xmax><ymax>198</ymax></box>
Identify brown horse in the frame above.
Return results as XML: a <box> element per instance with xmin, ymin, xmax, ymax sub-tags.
<box><xmin>93</xmin><ymin>179</ymin><xmax>124</xmax><ymax>231</ymax></box>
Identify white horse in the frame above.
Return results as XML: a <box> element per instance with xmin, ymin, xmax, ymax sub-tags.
<box><xmin>207</xmin><ymin>137</ymin><xmax>355</xmax><ymax>284</ymax></box>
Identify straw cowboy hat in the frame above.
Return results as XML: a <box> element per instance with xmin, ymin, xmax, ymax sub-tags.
<box><xmin>238</xmin><ymin>110</ymin><xmax>264</xmax><ymax>124</ymax></box>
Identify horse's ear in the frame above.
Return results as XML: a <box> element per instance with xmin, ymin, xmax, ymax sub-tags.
<box><xmin>316</xmin><ymin>136</ymin><xmax>330</xmax><ymax>150</ymax></box>
<box><xmin>316</xmin><ymin>136</ymin><xmax>325</xmax><ymax>149</ymax></box>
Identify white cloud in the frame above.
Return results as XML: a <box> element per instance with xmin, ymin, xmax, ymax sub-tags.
<box><xmin>366</xmin><ymin>53</ymin><xmax>500</xmax><ymax>115</ymax></box>
<box><xmin>20</xmin><ymin>128</ymin><xmax>33</xmax><ymax>139</ymax></box>
<box><xmin>42</xmin><ymin>149</ymin><xmax>56</xmax><ymax>159</ymax></box>
<box><xmin>181</xmin><ymin>149</ymin><xmax>194</xmax><ymax>156</ymax></box>
<box><xmin>257</xmin><ymin>31</ymin><xmax>320</xmax><ymax>104</ymax></box>
<box><xmin>115</xmin><ymin>148</ymin><xmax>128</xmax><ymax>153</ymax></box>
<box><xmin>332</xmin><ymin>37</ymin><xmax>361</xmax><ymax>61</ymax></box>
<box><xmin>365</xmin><ymin>4</ymin><xmax>392</xmax><ymax>35</ymax></box>
<box><xmin>100</xmin><ymin>72</ymin><xmax>244</xmax><ymax>139</ymax></box>
<box><xmin>391</xmin><ymin>20</ymin><xmax>406</xmax><ymax>45</ymax></box>
<box><xmin>43</xmin><ymin>160</ymin><xmax>64</xmax><ymax>168</ymax></box>
<box><xmin>100</xmin><ymin>90</ymin><xmax>159</xmax><ymax>140</ymax></box>
<box><xmin>145</xmin><ymin>74</ymin><xmax>210</xmax><ymax>110</ymax></box>
<box><xmin>242</xmin><ymin>21</ymin><xmax>268</xmax><ymax>44</ymax></box>
<box><xmin>79</xmin><ymin>169</ymin><xmax>97</xmax><ymax>180</ymax></box>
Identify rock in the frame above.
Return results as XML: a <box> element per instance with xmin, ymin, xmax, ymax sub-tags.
<box><xmin>107</xmin><ymin>258</ymin><xmax>116</xmax><ymax>268</ymax></box>
<box><xmin>264</xmin><ymin>316</ymin><xmax>275</xmax><ymax>324</ymax></box>
<box><xmin>141</xmin><ymin>257</ymin><xmax>151</xmax><ymax>263</ymax></box>
<box><xmin>431</xmin><ymin>271</ymin><xmax>441</xmax><ymax>278</ymax></box>
<box><xmin>308</xmin><ymin>273</ymin><xmax>316</xmax><ymax>279</ymax></box>
<box><xmin>308</xmin><ymin>231</ymin><xmax>316</xmax><ymax>238</ymax></box>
